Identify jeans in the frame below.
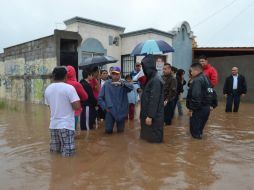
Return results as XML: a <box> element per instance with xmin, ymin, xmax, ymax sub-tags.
<box><xmin>105</xmin><ymin>112</ymin><xmax>125</xmax><ymax>133</ymax></box>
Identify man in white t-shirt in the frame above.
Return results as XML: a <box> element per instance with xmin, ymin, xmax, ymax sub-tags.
<box><xmin>45</xmin><ymin>66</ymin><xmax>80</xmax><ymax>156</ymax></box>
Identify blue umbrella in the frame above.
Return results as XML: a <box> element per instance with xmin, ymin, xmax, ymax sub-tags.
<box><xmin>131</xmin><ymin>39</ymin><xmax>174</xmax><ymax>56</ymax></box>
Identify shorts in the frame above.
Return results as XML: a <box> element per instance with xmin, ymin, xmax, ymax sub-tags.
<box><xmin>50</xmin><ymin>129</ymin><xmax>75</xmax><ymax>156</ymax></box>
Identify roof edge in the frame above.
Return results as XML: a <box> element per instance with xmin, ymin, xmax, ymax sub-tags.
<box><xmin>120</xmin><ymin>28</ymin><xmax>174</xmax><ymax>38</ymax></box>
<box><xmin>64</xmin><ymin>16</ymin><xmax>125</xmax><ymax>32</ymax></box>
<box><xmin>4</xmin><ymin>34</ymin><xmax>54</xmax><ymax>50</ymax></box>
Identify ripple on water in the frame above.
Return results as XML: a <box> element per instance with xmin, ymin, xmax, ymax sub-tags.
<box><xmin>2</xmin><ymin>142</ymin><xmax>47</xmax><ymax>160</ymax></box>
<box><xmin>209</xmin><ymin>124</ymin><xmax>223</xmax><ymax>128</ymax></box>
<box><xmin>160</xmin><ymin>171</ymin><xmax>189</xmax><ymax>189</ymax></box>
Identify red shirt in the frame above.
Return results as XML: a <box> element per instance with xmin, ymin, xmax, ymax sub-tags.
<box><xmin>203</xmin><ymin>64</ymin><xmax>218</xmax><ymax>87</ymax></box>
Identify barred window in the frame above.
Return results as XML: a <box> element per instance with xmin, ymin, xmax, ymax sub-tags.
<box><xmin>121</xmin><ymin>55</ymin><xmax>136</xmax><ymax>77</ymax></box>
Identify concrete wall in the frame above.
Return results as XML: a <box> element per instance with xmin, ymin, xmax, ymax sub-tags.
<box><xmin>0</xmin><ymin>54</ymin><xmax>5</xmax><ymax>99</ymax></box>
<box><xmin>121</xmin><ymin>33</ymin><xmax>173</xmax><ymax>64</ymax></box>
<box><xmin>208</xmin><ymin>55</ymin><xmax>254</xmax><ymax>102</ymax></box>
<box><xmin>0</xmin><ymin>36</ymin><xmax>57</xmax><ymax>103</ymax></box>
<box><xmin>172</xmin><ymin>22</ymin><xmax>193</xmax><ymax>97</ymax></box>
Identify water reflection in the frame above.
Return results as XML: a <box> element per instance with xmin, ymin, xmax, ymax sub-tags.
<box><xmin>0</xmin><ymin>101</ymin><xmax>253</xmax><ymax>190</ymax></box>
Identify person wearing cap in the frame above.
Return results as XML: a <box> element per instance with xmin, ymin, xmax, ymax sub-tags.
<box><xmin>98</xmin><ymin>66</ymin><xmax>133</xmax><ymax>134</ymax></box>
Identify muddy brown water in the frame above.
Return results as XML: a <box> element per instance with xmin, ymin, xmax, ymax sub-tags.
<box><xmin>0</xmin><ymin>101</ymin><xmax>254</xmax><ymax>190</ymax></box>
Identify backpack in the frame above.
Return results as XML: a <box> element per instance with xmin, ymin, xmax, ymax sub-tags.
<box><xmin>204</xmin><ymin>76</ymin><xmax>218</xmax><ymax>108</ymax></box>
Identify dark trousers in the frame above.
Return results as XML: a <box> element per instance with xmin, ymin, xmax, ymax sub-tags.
<box><xmin>172</xmin><ymin>96</ymin><xmax>178</xmax><ymax>117</ymax></box>
<box><xmin>226</xmin><ymin>91</ymin><xmax>241</xmax><ymax>112</ymax></box>
<box><xmin>80</xmin><ymin>106</ymin><xmax>96</xmax><ymax>130</ymax></box>
<box><xmin>164</xmin><ymin>100</ymin><xmax>175</xmax><ymax>125</ymax></box>
<box><xmin>97</xmin><ymin>106</ymin><xmax>106</xmax><ymax>120</ymax></box>
<box><xmin>128</xmin><ymin>103</ymin><xmax>135</xmax><ymax>120</ymax></box>
<box><xmin>105</xmin><ymin>112</ymin><xmax>125</xmax><ymax>134</ymax></box>
<box><xmin>190</xmin><ymin>106</ymin><xmax>210</xmax><ymax>138</ymax></box>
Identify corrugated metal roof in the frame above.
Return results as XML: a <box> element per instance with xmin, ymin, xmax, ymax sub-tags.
<box><xmin>194</xmin><ymin>47</ymin><xmax>254</xmax><ymax>51</ymax></box>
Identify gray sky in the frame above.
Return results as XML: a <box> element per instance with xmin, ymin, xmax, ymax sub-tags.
<box><xmin>1</xmin><ymin>0</ymin><xmax>254</xmax><ymax>53</ymax></box>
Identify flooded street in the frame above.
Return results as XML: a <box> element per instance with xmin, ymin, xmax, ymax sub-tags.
<box><xmin>0</xmin><ymin>101</ymin><xmax>254</xmax><ymax>190</ymax></box>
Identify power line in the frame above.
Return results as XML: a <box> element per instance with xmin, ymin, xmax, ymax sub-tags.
<box><xmin>193</xmin><ymin>0</ymin><xmax>239</xmax><ymax>28</ymax></box>
<box><xmin>205</xmin><ymin>0</ymin><xmax>254</xmax><ymax>46</ymax></box>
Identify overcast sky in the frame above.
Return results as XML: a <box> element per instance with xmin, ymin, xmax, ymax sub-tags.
<box><xmin>1</xmin><ymin>0</ymin><xmax>254</xmax><ymax>53</ymax></box>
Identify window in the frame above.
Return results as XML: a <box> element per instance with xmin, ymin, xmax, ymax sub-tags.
<box><xmin>121</xmin><ymin>55</ymin><xmax>136</xmax><ymax>77</ymax></box>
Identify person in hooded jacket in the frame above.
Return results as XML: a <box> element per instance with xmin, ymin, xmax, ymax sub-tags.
<box><xmin>140</xmin><ymin>55</ymin><xmax>164</xmax><ymax>143</ymax></box>
<box><xmin>66</xmin><ymin>65</ymin><xmax>88</xmax><ymax>130</ymax></box>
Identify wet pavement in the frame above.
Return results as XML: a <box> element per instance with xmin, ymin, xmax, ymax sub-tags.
<box><xmin>0</xmin><ymin>101</ymin><xmax>254</xmax><ymax>190</ymax></box>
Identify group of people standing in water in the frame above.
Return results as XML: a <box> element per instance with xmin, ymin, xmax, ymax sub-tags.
<box><xmin>44</xmin><ymin>54</ymin><xmax>247</xmax><ymax>156</ymax></box>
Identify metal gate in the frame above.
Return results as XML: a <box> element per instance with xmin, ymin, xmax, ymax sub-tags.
<box><xmin>121</xmin><ymin>54</ymin><xmax>136</xmax><ymax>77</ymax></box>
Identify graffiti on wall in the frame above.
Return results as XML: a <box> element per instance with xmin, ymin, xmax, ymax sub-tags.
<box><xmin>0</xmin><ymin>75</ymin><xmax>12</xmax><ymax>90</ymax></box>
<box><xmin>31</xmin><ymin>79</ymin><xmax>51</xmax><ymax>103</ymax></box>
<box><xmin>33</xmin><ymin>79</ymin><xmax>44</xmax><ymax>101</ymax></box>
<box><xmin>2</xmin><ymin>57</ymin><xmax>56</xmax><ymax>103</ymax></box>
<box><xmin>5</xmin><ymin>58</ymin><xmax>25</xmax><ymax>76</ymax></box>
<box><xmin>24</xmin><ymin>64</ymin><xmax>49</xmax><ymax>76</ymax></box>
<box><xmin>11</xmin><ymin>79</ymin><xmax>25</xmax><ymax>101</ymax></box>
<box><xmin>6</xmin><ymin>63</ymin><xmax>23</xmax><ymax>76</ymax></box>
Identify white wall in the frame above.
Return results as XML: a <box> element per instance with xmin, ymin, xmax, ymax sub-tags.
<box><xmin>65</xmin><ymin>22</ymin><xmax>123</xmax><ymax>68</ymax></box>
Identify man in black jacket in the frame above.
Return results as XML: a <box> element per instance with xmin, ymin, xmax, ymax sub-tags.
<box><xmin>223</xmin><ymin>67</ymin><xmax>247</xmax><ymax>112</ymax></box>
<box><xmin>186</xmin><ymin>63</ymin><xmax>212</xmax><ymax>139</ymax></box>
<box><xmin>140</xmin><ymin>55</ymin><xmax>164</xmax><ymax>143</ymax></box>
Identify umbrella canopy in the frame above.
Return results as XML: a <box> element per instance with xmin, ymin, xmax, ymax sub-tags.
<box><xmin>79</xmin><ymin>55</ymin><xmax>118</xmax><ymax>69</ymax></box>
<box><xmin>131</xmin><ymin>39</ymin><xmax>174</xmax><ymax>56</ymax></box>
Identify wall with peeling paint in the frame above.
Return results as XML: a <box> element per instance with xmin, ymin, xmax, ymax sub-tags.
<box><xmin>0</xmin><ymin>30</ymin><xmax>82</xmax><ymax>104</ymax></box>
<box><xmin>0</xmin><ymin>36</ymin><xmax>57</xmax><ymax>103</ymax></box>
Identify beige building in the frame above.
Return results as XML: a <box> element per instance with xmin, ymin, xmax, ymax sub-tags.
<box><xmin>64</xmin><ymin>17</ymin><xmax>182</xmax><ymax>76</ymax></box>
<box><xmin>0</xmin><ymin>17</ymin><xmax>194</xmax><ymax>103</ymax></box>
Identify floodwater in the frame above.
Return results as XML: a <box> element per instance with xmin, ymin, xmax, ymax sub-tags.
<box><xmin>0</xmin><ymin>101</ymin><xmax>254</xmax><ymax>190</ymax></box>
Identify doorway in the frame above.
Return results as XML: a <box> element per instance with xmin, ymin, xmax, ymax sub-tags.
<box><xmin>60</xmin><ymin>39</ymin><xmax>79</xmax><ymax>79</ymax></box>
